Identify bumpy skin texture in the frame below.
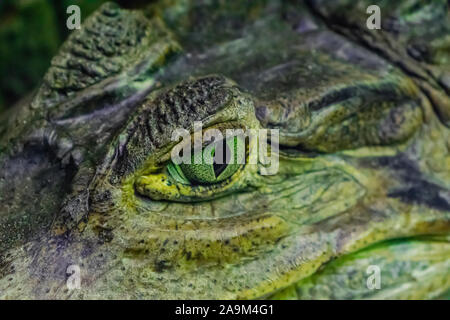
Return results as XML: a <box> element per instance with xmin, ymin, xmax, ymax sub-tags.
<box><xmin>0</xmin><ymin>1</ymin><xmax>449</xmax><ymax>299</ymax></box>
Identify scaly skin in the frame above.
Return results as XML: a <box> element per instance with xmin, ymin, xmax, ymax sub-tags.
<box><xmin>0</xmin><ymin>1</ymin><xmax>449</xmax><ymax>299</ymax></box>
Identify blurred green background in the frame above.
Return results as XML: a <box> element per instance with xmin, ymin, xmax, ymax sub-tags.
<box><xmin>0</xmin><ymin>0</ymin><xmax>149</xmax><ymax>112</ymax></box>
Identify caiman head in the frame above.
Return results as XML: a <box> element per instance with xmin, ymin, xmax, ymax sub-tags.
<box><xmin>0</xmin><ymin>1</ymin><xmax>449</xmax><ymax>299</ymax></box>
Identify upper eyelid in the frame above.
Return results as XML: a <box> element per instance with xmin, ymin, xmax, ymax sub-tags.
<box><xmin>158</xmin><ymin>123</ymin><xmax>246</xmax><ymax>163</ymax></box>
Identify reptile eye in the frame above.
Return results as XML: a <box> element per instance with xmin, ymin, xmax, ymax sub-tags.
<box><xmin>167</xmin><ymin>136</ymin><xmax>245</xmax><ymax>185</ymax></box>
<box><xmin>134</xmin><ymin>133</ymin><xmax>252</xmax><ymax>202</ymax></box>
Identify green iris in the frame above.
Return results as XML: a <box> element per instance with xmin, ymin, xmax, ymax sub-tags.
<box><xmin>168</xmin><ymin>136</ymin><xmax>245</xmax><ymax>185</ymax></box>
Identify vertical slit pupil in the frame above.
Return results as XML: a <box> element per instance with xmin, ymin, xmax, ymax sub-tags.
<box><xmin>212</xmin><ymin>140</ymin><xmax>230</xmax><ymax>177</ymax></box>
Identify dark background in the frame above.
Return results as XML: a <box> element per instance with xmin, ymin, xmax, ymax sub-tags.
<box><xmin>0</xmin><ymin>0</ymin><xmax>150</xmax><ymax>113</ymax></box>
